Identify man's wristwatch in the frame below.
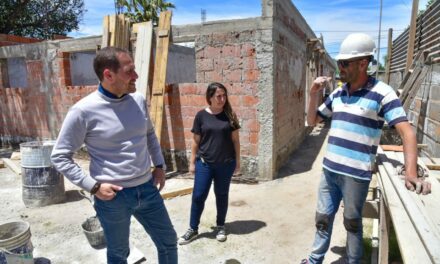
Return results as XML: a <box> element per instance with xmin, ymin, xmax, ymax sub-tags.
<box><xmin>90</xmin><ymin>182</ymin><xmax>101</xmax><ymax>195</ymax></box>
<box><xmin>155</xmin><ymin>164</ymin><xmax>163</xmax><ymax>169</ymax></box>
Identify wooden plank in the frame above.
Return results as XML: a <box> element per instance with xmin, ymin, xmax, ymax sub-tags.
<box><xmin>101</xmin><ymin>15</ymin><xmax>110</xmax><ymax>48</ymax></box>
<box><xmin>378</xmin><ymin>196</ymin><xmax>390</xmax><ymax>264</ymax></box>
<box><xmin>402</xmin><ymin>64</ymin><xmax>431</xmax><ymax>111</ymax></box>
<box><xmin>161</xmin><ymin>187</ymin><xmax>193</xmax><ymax>200</ymax></box>
<box><xmin>405</xmin><ymin>0</ymin><xmax>419</xmax><ymax>73</ymax></box>
<box><xmin>376</xmin><ymin>155</ymin><xmax>432</xmax><ymax>263</ymax></box>
<box><xmin>379</xmin><ymin>144</ymin><xmax>427</xmax><ymax>152</ymax></box>
<box><xmin>101</xmin><ymin>14</ymin><xmax>130</xmax><ymax>50</ymax></box>
<box><xmin>133</xmin><ymin>21</ymin><xmax>153</xmax><ymax>99</ymax></box>
<box><xmin>426</xmin><ymin>164</ymin><xmax>440</xmax><ymax>170</ymax></box>
<box><xmin>109</xmin><ymin>14</ymin><xmax>117</xmax><ymax>47</ymax></box>
<box><xmin>2</xmin><ymin>158</ymin><xmax>21</xmax><ymax>176</ymax></box>
<box><xmin>371</xmin><ymin>218</ymin><xmax>379</xmax><ymax>264</ymax></box>
<box><xmin>394</xmin><ymin>152</ymin><xmax>440</xmax><ymax>234</ymax></box>
<box><xmin>381</xmin><ymin>150</ymin><xmax>440</xmax><ymax>263</ymax></box>
<box><xmin>150</xmin><ymin>11</ymin><xmax>172</xmax><ymax>140</ymax></box>
<box><xmin>10</xmin><ymin>152</ymin><xmax>21</xmax><ymax>160</ymax></box>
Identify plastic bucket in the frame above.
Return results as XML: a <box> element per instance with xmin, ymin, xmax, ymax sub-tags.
<box><xmin>20</xmin><ymin>141</ymin><xmax>65</xmax><ymax>207</ymax></box>
<box><xmin>81</xmin><ymin>216</ymin><xmax>106</xmax><ymax>249</ymax></box>
<box><xmin>0</xmin><ymin>221</ymin><xmax>33</xmax><ymax>264</ymax></box>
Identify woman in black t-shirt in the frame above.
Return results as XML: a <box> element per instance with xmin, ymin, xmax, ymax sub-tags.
<box><xmin>178</xmin><ymin>82</ymin><xmax>240</xmax><ymax>245</ymax></box>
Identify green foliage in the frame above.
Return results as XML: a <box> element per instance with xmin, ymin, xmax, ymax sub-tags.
<box><xmin>116</xmin><ymin>0</ymin><xmax>175</xmax><ymax>25</ymax></box>
<box><xmin>0</xmin><ymin>0</ymin><xmax>85</xmax><ymax>39</ymax></box>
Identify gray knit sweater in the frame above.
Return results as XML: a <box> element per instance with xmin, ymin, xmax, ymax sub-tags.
<box><xmin>51</xmin><ymin>91</ymin><xmax>165</xmax><ymax>192</ymax></box>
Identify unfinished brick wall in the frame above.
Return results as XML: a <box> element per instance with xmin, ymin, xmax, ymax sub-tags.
<box><xmin>161</xmin><ymin>31</ymin><xmax>261</xmax><ymax>175</ymax></box>
<box><xmin>0</xmin><ymin>48</ymin><xmax>96</xmax><ymax>147</ymax></box>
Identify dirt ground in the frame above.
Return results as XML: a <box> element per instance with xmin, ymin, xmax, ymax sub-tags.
<box><xmin>0</xmin><ymin>124</ymin><xmax>352</xmax><ymax>264</ymax></box>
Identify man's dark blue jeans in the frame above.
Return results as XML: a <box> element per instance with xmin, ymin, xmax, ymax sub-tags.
<box><xmin>94</xmin><ymin>179</ymin><xmax>178</xmax><ymax>264</ymax></box>
<box><xmin>189</xmin><ymin>158</ymin><xmax>236</xmax><ymax>230</ymax></box>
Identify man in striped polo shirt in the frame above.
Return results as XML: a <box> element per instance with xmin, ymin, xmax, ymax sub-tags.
<box><xmin>302</xmin><ymin>33</ymin><xmax>431</xmax><ymax>264</ymax></box>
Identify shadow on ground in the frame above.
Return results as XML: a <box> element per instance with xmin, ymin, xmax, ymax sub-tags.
<box><xmin>64</xmin><ymin>190</ymin><xmax>87</xmax><ymax>203</ymax></box>
<box><xmin>277</xmin><ymin>122</ymin><xmax>329</xmax><ymax>178</ymax></box>
<box><xmin>195</xmin><ymin>220</ymin><xmax>267</xmax><ymax>240</ymax></box>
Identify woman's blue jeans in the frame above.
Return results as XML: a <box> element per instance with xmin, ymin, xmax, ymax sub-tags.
<box><xmin>94</xmin><ymin>179</ymin><xmax>178</xmax><ymax>264</ymax></box>
<box><xmin>309</xmin><ymin>168</ymin><xmax>370</xmax><ymax>264</ymax></box>
<box><xmin>189</xmin><ymin>158</ymin><xmax>236</xmax><ymax>230</ymax></box>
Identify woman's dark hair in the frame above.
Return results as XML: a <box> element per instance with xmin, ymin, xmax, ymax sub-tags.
<box><xmin>93</xmin><ymin>47</ymin><xmax>129</xmax><ymax>81</ymax></box>
<box><xmin>206</xmin><ymin>82</ymin><xmax>241</xmax><ymax>130</ymax></box>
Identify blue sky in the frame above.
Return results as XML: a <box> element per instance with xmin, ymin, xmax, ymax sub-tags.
<box><xmin>70</xmin><ymin>0</ymin><xmax>429</xmax><ymax>61</ymax></box>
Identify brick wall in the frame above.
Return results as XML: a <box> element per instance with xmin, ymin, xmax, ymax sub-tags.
<box><xmin>0</xmin><ymin>48</ymin><xmax>96</xmax><ymax>147</ymax></box>
<box><xmin>161</xmin><ymin>31</ymin><xmax>261</xmax><ymax>174</ymax></box>
<box><xmin>0</xmin><ymin>34</ymin><xmax>42</xmax><ymax>47</ymax></box>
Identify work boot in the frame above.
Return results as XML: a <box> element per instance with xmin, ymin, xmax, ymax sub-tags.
<box><xmin>216</xmin><ymin>226</ymin><xmax>227</xmax><ymax>242</ymax></box>
<box><xmin>178</xmin><ymin>228</ymin><xmax>198</xmax><ymax>245</ymax></box>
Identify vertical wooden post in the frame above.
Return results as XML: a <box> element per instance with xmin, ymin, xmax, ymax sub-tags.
<box><xmin>378</xmin><ymin>195</ymin><xmax>390</xmax><ymax>264</ymax></box>
<box><xmin>150</xmin><ymin>11</ymin><xmax>172</xmax><ymax>140</ymax></box>
<box><xmin>405</xmin><ymin>0</ymin><xmax>419</xmax><ymax>73</ymax></box>
<box><xmin>384</xmin><ymin>28</ymin><xmax>393</xmax><ymax>84</ymax></box>
<box><xmin>101</xmin><ymin>14</ymin><xmax>130</xmax><ymax>49</ymax></box>
<box><xmin>133</xmin><ymin>21</ymin><xmax>154</xmax><ymax>99</ymax></box>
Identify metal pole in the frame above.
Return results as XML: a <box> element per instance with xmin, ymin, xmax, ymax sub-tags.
<box><xmin>376</xmin><ymin>0</ymin><xmax>383</xmax><ymax>79</ymax></box>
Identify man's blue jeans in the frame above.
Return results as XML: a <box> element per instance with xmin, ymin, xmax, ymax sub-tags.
<box><xmin>94</xmin><ymin>179</ymin><xmax>178</xmax><ymax>264</ymax></box>
<box><xmin>309</xmin><ymin>168</ymin><xmax>370</xmax><ymax>264</ymax></box>
<box><xmin>189</xmin><ymin>158</ymin><xmax>236</xmax><ymax>230</ymax></box>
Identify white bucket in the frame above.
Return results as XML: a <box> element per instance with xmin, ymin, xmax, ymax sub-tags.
<box><xmin>0</xmin><ymin>221</ymin><xmax>33</xmax><ymax>264</ymax></box>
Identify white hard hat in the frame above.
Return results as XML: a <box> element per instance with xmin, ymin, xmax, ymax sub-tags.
<box><xmin>335</xmin><ymin>33</ymin><xmax>376</xmax><ymax>60</ymax></box>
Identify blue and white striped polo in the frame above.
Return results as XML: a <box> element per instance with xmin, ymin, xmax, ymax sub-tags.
<box><xmin>318</xmin><ymin>76</ymin><xmax>408</xmax><ymax>181</ymax></box>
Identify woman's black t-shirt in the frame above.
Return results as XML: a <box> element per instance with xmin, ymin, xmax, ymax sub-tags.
<box><xmin>191</xmin><ymin>109</ymin><xmax>237</xmax><ymax>164</ymax></box>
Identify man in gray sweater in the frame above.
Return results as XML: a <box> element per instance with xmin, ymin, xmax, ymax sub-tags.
<box><xmin>51</xmin><ymin>47</ymin><xmax>177</xmax><ymax>264</ymax></box>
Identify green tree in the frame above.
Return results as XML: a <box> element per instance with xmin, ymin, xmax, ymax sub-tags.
<box><xmin>116</xmin><ymin>0</ymin><xmax>175</xmax><ymax>25</ymax></box>
<box><xmin>0</xmin><ymin>0</ymin><xmax>85</xmax><ymax>39</ymax></box>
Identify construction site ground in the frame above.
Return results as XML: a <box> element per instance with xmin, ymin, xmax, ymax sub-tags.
<box><xmin>1</xmin><ymin>124</ymin><xmax>358</xmax><ymax>264</ymax></box>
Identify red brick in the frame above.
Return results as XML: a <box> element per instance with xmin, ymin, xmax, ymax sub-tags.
<box><xmin>196</xmin><ymin>58</ymin><xmax>214</xmax><ymax>71</ymax></box>
<box><xmin>228</xmin><ymin>95</ymin><xmax>240</xmax><ymax>107</ymax></box>
<box><xmin>197</xmin><ymin>72</ymin><xmax>205</xmax><ymax>83</ymax></box>
<box><xmin>223</xmin><ymin>69</ymin><xmax>242</xmax><ymax>83</ymax></box>
<box><xmin>241</xmin><ymin>43</ymin><xmax>256</xmax><ymax>57</ymax></box>
<box><xmin>249</xmin><ymin>132</ymin><xmax>259</xmax><ymax>144</ymax></box>
<box><xmin>195</xmin><ymin>48</ymin><xmax>204</xmax><ymax>59</ymax></box>
<box><xmin>217</xmin><ymin>57</ymin><xmax>243</xmax><ymax>71</ymax></box>
<box><xmin>222</xmin><ymin>45</ymin><xmax>241</xmax><ymax>57</ymax></box>
<box><xmin>204</xmin><ymin>46</ymin><xmax>222</xmax><ymax>58</ymax></box>
<box><xmin>243</xmin><ymin>95</ymin><xmax>259</xmax><ymax>107</ymax></box>
<box><xmin>249</xmin><ymin>144</ymin><xmax>258</xmax><ymax>156</ymax></box>
<box><xmin>179</xmin><ymin>83</ymin><xmax>198</xmax><ymax>95</ymax></box>
<box><xmin>244</xmin><ymin>119</ymin><xmax>260</xmax><ymax>132</ymax></box>
<box><xmin>243</xmin><ymin>57</ymin><xmax>257</xmax><ymax>70</ymax></box>
<box><xmin>243</xmin><ymin>69</ymin><xmax>260</xmax><ymax>82</ymax></box>
<box><xmin>205</xmin><ymin>71</ymin><xmax>223</xmax><ymax>83</ymax></box>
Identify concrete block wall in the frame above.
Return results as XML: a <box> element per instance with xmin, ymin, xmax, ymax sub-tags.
<box><xmin>408</xmin><ymin>63</ymin><xmax>440</xmax><ymax>157</ymax></box>
<box><xmin>273</xmin><ymin>0</ymin><xmax>308</xmax><ymax>172</ymax></box>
